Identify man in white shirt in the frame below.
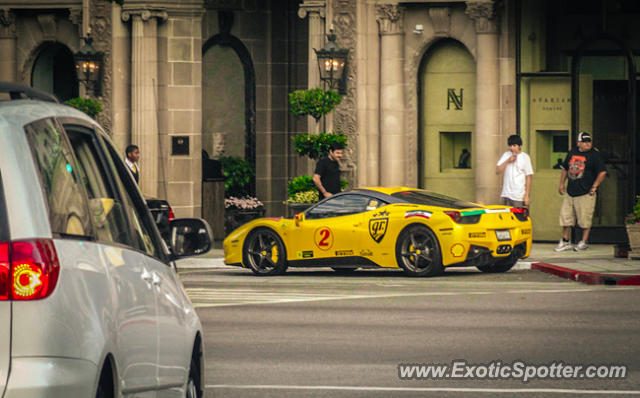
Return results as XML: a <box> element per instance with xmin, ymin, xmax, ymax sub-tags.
<box><xmin>125</xmin><ymin>144</ymin><xmax>140</xmax><ymax>184</ymax></box>
<box><xmin>496</xmin><ymin>135</ymin><xmax>534</xmax><ymax>207</ymax></box>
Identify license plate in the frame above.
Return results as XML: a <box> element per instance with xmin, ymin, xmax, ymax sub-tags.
<box><xmin>495</xmin><ymin>229</ymin><xmax>511</xmax><ymax>241</ymax></box>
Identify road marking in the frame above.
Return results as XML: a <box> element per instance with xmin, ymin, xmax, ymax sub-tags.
<box><xmin>185</xmin><ymin>286</ymin><xmax>636</xmax><ymax>308</ymax></box>
<box><xmin>206</xmin><ymin>384</ymin><xmax>640</xmax><ymax>394</ymax></box>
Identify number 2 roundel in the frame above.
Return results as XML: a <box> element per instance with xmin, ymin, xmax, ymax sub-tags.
<box><xmin>314</xmin><ymin>227</ymin><xmax>334</xmax><ymax>251</ymax></box>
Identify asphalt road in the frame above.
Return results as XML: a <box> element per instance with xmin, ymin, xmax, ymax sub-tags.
<box><xmin>179</xmin><ymin>266</ymin><xmax>640</xmax><ymax>397</ymax></box>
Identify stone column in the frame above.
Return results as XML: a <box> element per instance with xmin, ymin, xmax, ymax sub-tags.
<box><xmin>466</xmin><ymin>1</ymin><xmax>500</xmax><ymax>205</ymax></box>
<box><xmin>298</xmin><ymin>1</ymin><xmax>325</xmax><ymax>90</ymax></box>
<box><xmin>376</xmin><ymin>4</ymin><xmax>405</xmax><ymax>186</ymax></box>
<box><xmin>0</xmin><ymin>9</ymin><xmax>16</xmax><ymax>82</ymax></box>
<box><xmin>122</xmin><ymin>8</ymin><xmax>168</xmax><ymax>197</ymax></box>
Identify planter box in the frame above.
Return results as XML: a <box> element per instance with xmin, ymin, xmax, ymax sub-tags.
<box><xmin>225</xmin><ymin>208</ymin><xmax>265</xmax><ymax>235</ymax></box>
<box><xmin>626</xmin><ymin>223</ymin><xmax>640</xmax><ymax>259</ymax></box>
<box><xmin>286</xmin><ymin>202</ymin><xmax>313</xmax><ymax>217</ymax></box>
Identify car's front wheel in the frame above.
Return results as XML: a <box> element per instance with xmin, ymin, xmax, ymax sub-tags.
<box><xmin>395</xmin><ymin>224</ymin><xmax>443</xmax><ymax>277</ymax></box>
<box><xmin>243</xmin><ymin>227</ymin><xmax>288</xmax><ymax>275</ymax></box>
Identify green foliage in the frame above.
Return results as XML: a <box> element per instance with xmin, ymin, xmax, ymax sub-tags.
<box><xmin>287</xmin><ymin>190</ymin><xmax>319</xmax><ymax>204</ymax></box>
<box><xmin>64</xmin><ymin>97</ymin><xmax>102</xmax><ymax>119</ymax></box>
<box><xmin>626</xmin><ymin>196</ymin><xmax>640</xmax><ymax>224</ymax></box>
<box><xmin>293</xmin><ymin>132</ymin><xmax>347</xmax><ymax>160</ymax></box>
<box><xmin>287</xmin><ymin>174</ymin><xmax>348</xmax><ymax>203</ymax></box>
<box><xmin>218</xmin><ymin>156</ymin><xmax>255</xmax><ymax>198</ymax></box>
<box><xmin>288</xmin><ymin>88</ymin><xmax>341</xmax><ymax>122</ymax></box>
<box><xmin>288</xmin><ymin>175</ymin><xmax>316</xmax><ymax>197</ymax></box>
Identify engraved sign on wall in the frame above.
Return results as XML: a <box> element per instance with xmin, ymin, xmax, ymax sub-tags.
<box><xmin>447</xmin><ymin>88</ymin><xmax>463</xmax><ymax>110</ymax></box>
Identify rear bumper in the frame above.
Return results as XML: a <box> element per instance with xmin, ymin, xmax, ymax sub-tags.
<box><xmin>4</xmin><ymin>357</ymin><xmax>97</xmax><ymax>398</ymax></box>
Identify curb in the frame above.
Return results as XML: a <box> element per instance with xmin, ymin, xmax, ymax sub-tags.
<box><xmin>531</xmin><ymin>262</ymin><xmax>640</xmax><ymax>286</ymax></box>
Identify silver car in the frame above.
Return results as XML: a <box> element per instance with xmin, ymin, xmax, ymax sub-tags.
<box><xmin>0</xmin><ymin>83</ymin><xmax>209</xmax><ymax>397</ymax></box>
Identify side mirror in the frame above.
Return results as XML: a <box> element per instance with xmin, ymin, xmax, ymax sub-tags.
<box><xmin>169</xmin><ymin>218</ymin><xmax>212</xmax><ymax>259</ymax></box>
<box><xmin>294</xmin><ymin>212</ymin><xmax>305</xmax><ymax>227</ymax></box>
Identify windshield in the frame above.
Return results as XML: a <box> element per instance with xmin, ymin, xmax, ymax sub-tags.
<box><xmin>391</xmin><ymin>190</ymin><xmax>479</xmax><ymax>209</ymax></box>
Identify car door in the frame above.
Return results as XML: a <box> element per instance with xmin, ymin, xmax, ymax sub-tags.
<box><xmin>289</xmin><ymin>194</ymin><xmax>372</xmax><ymax>261</ymax></box>
<box><xmin>63</xmin><ymin>123</ymin><xmax>160</xmax><ymax>396</ymax></box>
<box><xmin>98</xmin><ymin>133</ymin><xmax>192</xmax><ymax>396</ymax></box>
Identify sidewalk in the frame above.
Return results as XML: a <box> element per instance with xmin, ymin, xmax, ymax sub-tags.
<box><xmin>525</xmin><ymin>243</ymin><xmax>640</xmax><ymax>286</ymax></box>
<box><xmin>176</xmin><ymin>241</ymin><xmax>640</xmax><ymax>286</ymax></box>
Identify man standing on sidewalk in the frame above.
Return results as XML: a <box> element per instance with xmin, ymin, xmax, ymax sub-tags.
<box><xmin>496</xmin><ymin>135</ymin><xmax>534</xmax><ymax>207</ymax></box>
<box><xmin>554</xmin><ymin>132</ymin><xmax>607</xmax><ymax>252</ymax></box>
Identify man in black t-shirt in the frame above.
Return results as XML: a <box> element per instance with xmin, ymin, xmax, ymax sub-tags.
<box><xmin>554</xmin><ymin>132</ymin><xmax>607</xmax><ymax>252</ymax></box>
<box><xmin>313</xmin><ymin>142</ymin><xmax>344</xmax><ymax>200</ymax></box>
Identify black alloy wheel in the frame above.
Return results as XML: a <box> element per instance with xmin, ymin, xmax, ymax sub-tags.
<box><xmin>395</xmin><ymin>224</ymin><xmax>443</xmax><ymax>277</ymax></box>
<box><xmin>243</xmin><ymin>227</ymin><xmax>288</xmax><ymax>275</ymax></box>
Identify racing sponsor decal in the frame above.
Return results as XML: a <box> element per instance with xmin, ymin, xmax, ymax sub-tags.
<box><xmin>296</xmin><ymin>250</ymin><xmax>314</xmax><ymax>259</ymax></box>
<box><xmin>468</xmin><ymin>232</ymin><xmax>486</xmax><ymax>238</ymax></box>
<box><xmin>404</xmin><ymin>210</ymin><xmax>432</xmax><ymax>219</ymax></box>
<box><xmin>450</xmin><ymin>243</ymin><xmax>465</xmax><ymax>257</ymax></box>
<box><xmin>359</xmin><ymin>249</ymin><xmax>373</xmax><ymax>256</ymax></box>
<box><xmin>369</xmin><ymin>210</ymin><xmax>389</xmax><ymax>243</ymax></box>
<box><xmin>522</xmin><ymin>228</ymin><xmax>531</xmax><ymax>235</ymax></box>
<box><xmin>335</xmin><ymin>249</ymin><xmax>354</xmax><ymax>256</ymax></box>
<box><xmin>314</xmin><ymin>227</ymin><xmax>334</xmax><ymax>250</ymax></box>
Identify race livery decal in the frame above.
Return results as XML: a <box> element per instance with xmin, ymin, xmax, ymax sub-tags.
<box><xmin>404</xmin><ymin>210</ymin><xmax>432</xmax><ymax>219</ymax></box>
<box><xmin>369</xmin><ymin>210</ymin><xmax>389</xmax><ymax>243</ymax></box>
<box><xmin>296</xmin><ymin>250</ymin><xmax>314</xmax><ymax>259</ymax></box>
<box><xmin>359</xmin><ymin>249</ymin><xmax>373</xmax><ymax>256</ymax></box>
<box><xmin>314</xmin><ymin>227</ymin><xmax>334</xmax><ymax>251</ymax></box>
<box><xmin>335</xmin><ymin>250</ymin><xmax>354</xmax><ymax>256</ymax></box>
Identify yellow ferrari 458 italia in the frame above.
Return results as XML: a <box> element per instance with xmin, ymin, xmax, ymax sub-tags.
<box><xmin>223</xmin><ymin>187</ymin><xmax>532</xmax><ymax>277</ymax></box>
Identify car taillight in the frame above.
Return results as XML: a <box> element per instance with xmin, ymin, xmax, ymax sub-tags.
<box><xmin>444</xmin><ymin>211</ymin><xmax>462</xmax><ymax>223</ymax></box>
<box><xmin>510</xmin><ymin>207</ymin><xmax>529</xmax><ymax>221</ymax></box>
<box><xmin>0</xmin><ymin>239</ymin><xmax>60</xmax><ymax>301</ymax></box>
<box><xmin>168</xmin><ymin>206</ymin><xmax>175</xmax><ymax>222</ymax></box>
<box><xmin>0</xmin><ymin>242</ymin><xmax>9</xmax><ymax>300</ymax></box>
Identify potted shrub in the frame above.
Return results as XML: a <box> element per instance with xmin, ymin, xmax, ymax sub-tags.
<box><xmin>625</xmin><ymin>195</ymin><xmax>640</xmax><ymax>259</ymax></box>
<box><xmin>286</xmin><ymin>175</ymin><xmax>318</xmax><ymax>212</ymax></box>
<box><xmin>65</xmin><ymin>97</ymin><xmax>102</xmax><ymax>119</ymax></box>
<box><xmin>218</xmin><ymin>156</ymin><xmax>264</xmax><ymax>233</ymax></box>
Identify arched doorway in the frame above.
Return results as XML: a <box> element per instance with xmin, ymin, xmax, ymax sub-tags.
<box><xmin>31</xmin><ymin>42</ymin><xmax>78</xmax><ymax>102</ymax></box>
<box><xmin>419</xmin><ymin>39</ymin><xmax>476</xmax><ymax>202</ymax></box>
<box><xmin>571</xmin><ymin>33</ymin><xmax>636</xmax><ymax>241</ymax></box>
<box><xmin>202</xmin><ymin>33</ymin><xmax>256</xmax><ymax>195</ymax></box>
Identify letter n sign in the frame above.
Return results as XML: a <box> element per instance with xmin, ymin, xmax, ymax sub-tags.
<box><xmin>447</xmin><ymin>88</ymin><xmax>463</xmax><ymax>110</ymax></box>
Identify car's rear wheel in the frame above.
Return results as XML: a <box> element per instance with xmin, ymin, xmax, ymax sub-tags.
<box><xmin>243</xmin><ymin>227</ymin><xmax>288</xmax><ymax>275</ymax></box>
<box><xmin>396</xmin><ymin>224</ymin><xmax>443</xmax><ymax>277</ymax></box>
<box><xmin>477</xmin><ymin>257</ymin><xmax>518</xmax><ymax>273</ymax></box>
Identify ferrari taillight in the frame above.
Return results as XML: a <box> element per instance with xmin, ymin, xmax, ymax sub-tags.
<box><xmin>444</xmin><ymin>211</ymin><xmax>462</xmax><ymax>223</ymax></box>
<box><xmin>0</xmin><ymin>239</ymin><xmax>60</xmax><ymax>301</ymax></box>
<box><xmin>510</xmin><ymin>207</ymin><xmax>529</xmax><ymax>221</ymax></box>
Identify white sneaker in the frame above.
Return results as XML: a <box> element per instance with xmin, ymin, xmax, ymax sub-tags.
<box><xmin>554</xmin><ymin>239</ymin><xmax>573</xmax><ymax>252</ymax></box>
<box><xmin>574</xmin><ymin>240</ymin><xmax>589</xmax><ymax>251</ymax></box>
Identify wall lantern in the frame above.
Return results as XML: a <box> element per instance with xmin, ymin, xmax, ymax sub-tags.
<box><xmin>314</xmin><ymin>28</ymin><xmax>349</xmax><ymax>94</ymax></box>
<box><xmin>74</xmin><ymin>36</ymin><xmax>103</xmax><ymax>96</ymax></box>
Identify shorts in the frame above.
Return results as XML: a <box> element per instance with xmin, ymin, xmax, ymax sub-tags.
<box><xmin>501</xmin><ymin>197</ymin><xmax>525</xmax><ymax>207</ymax></box>
<box><xmin>559</xmin><ymin>193</ymin><xmax>596</xmax><ymax>229</ymax></box>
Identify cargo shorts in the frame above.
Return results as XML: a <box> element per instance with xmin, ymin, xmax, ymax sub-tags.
<box><xmin>559</xmin><ymin>193</ymin><xmax>596</xmax><ymax>229</ymax></box>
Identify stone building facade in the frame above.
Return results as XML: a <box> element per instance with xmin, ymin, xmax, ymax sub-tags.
<box><xmin>2</xmin><ymin>0</ymin><xmax>640</xmax><ymax>242</ymax></box>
